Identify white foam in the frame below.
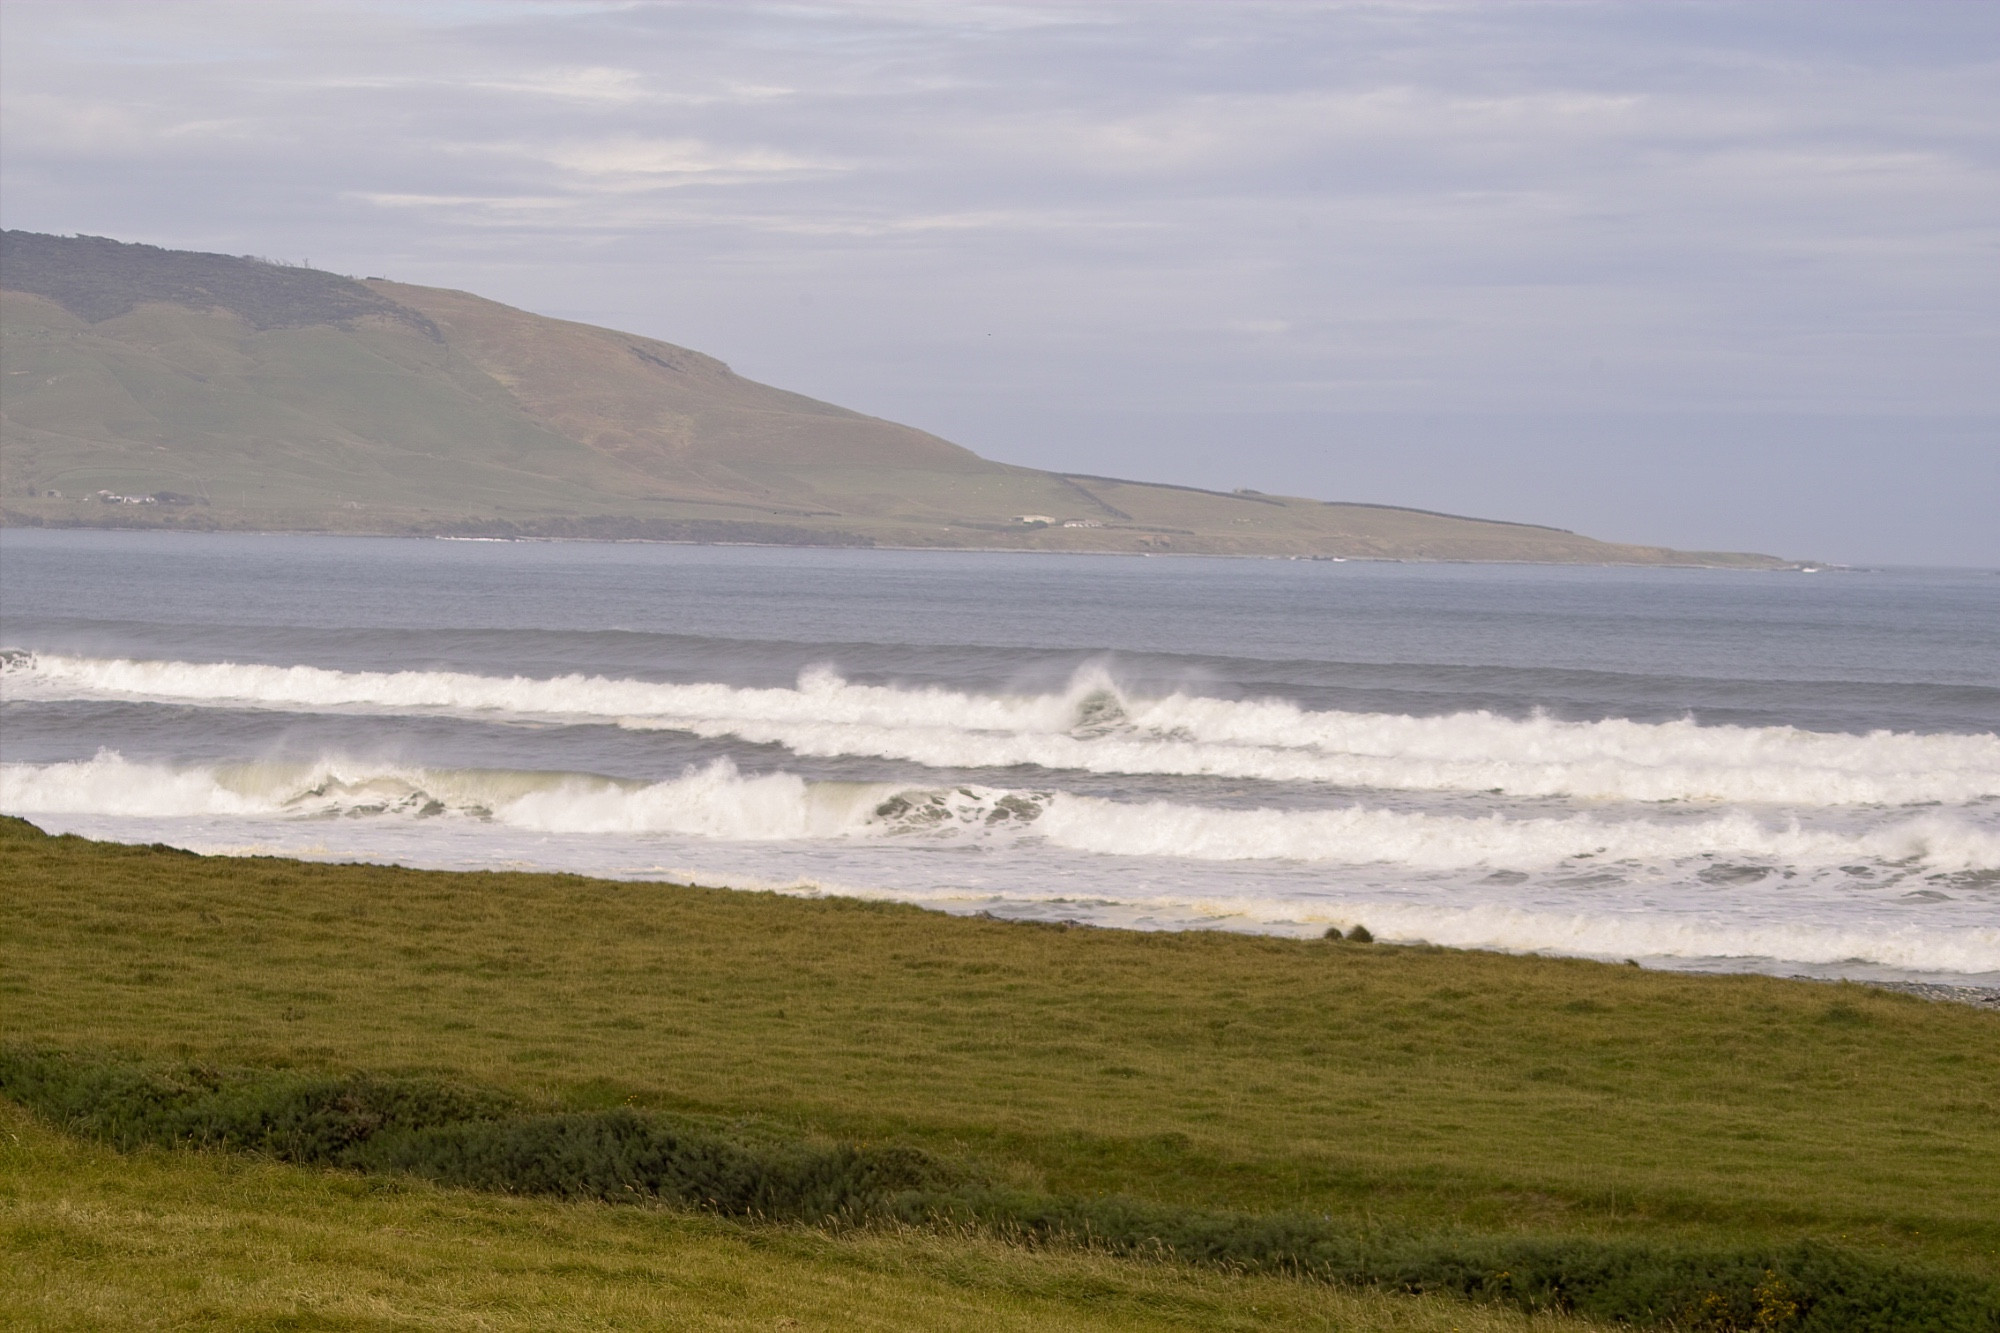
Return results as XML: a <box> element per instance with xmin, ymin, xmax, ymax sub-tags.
<box><xmin>0</xmin><ymin>752</ymin><xmax>899</xmax><ymax>843</ymax></box>
<box><xmin>6</xmin><ymin>751</ymin><xmax>1996</xmax><ymax>874</ymax></box>
<box><xmin>8</xmin><ymin>652</ymin><xmax>1997</xmax><ymax>805</ymax></box>
<box><xmin>12</xmin><ymin>750</ymin><xmax>1996</xmax><ymax>977</ymax></box>
<box><xmin>1033</xmin><ymin>794</ymin><xmax>2000</xmax><ymax>871</ymax></box>
<box><xmin>0</xmin><ymin>750</ymin><xmax>563</xmax><ymax>821</ymax></box>
<box><xmin>14</xmin><ymin>800</ymin><xmax>1999</xmax><ymax>978</ymax></box>
<box><xmin>577</xmin><ymin>861</ymin><xmax>2000</xmax><ymax>975</ymax></box>
<box><xmin>0</xmin><ymin>750</ymin><xmax>278</xmax><ymax>818</ymax></box>
<box><xmin>1217</xmin><ymin>897</ymin><xmax>2000</xmax><ymax>977</ymax></box>
<box><xmin>497</xmin><ymin>766</ymin><xmax>887</xmax><ymax>840</ymax></box>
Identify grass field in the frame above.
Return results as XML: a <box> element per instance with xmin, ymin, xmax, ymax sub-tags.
<box><xmin>3</xmin><ymin>816</ymin><xmax>1996</xmax><ymax>1328</ymax></box>
<box><xmin>5</xmin><ymin>1101</ymin><xmax>1584</xmax><ymax>1333</ymax></box>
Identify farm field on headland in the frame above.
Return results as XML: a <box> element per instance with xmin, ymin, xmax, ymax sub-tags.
<box><xmin>3</xmin><ymin>816</ymin><xmax>1995</xmax><ymax>1329</ymax></box>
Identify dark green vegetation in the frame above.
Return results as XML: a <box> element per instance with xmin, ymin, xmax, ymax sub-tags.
<box><xmin>0</xmin><ymin>1050</ymin><xmax>952</xmax><ymax>1227</ymax></box>
<box><xmin>0</xmin><ymin>231</ymin><xmax>1781</xmax><ymax>564</ymax></box>
<box><xmin>5</xmin><ymin>817</ymin><xmax>1996</xmax><ymax>1329</ymax></box>
<box><xmin>0</xmin><ymin>1101</ymin><xmax>1574</xmax><ymax>1333</ymax></box>
<box><xmin>5</xmin><ymin>1048</ymin><xmax>1993</xmax><ymax>1331</ymax></box>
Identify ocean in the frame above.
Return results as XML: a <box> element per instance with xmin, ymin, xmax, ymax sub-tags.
<box><xmin>3</xmin><ymin>528</ymin><xmax>1995</xmax><ymax>984</ymax></box>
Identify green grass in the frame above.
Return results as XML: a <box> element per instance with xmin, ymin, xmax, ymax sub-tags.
<box><xmin>4</xmin><ymin>816</ymin><xmax>1997</xmax><ymax>1327</ymax></box>
<box><xmin>8</xmin><ymin>1050</ymin><xmax>1987</xmax><ymax>1330</ymax></box>
<box><xmin>3</xmin><ymin>1102</ymin><xmax>1580</xmax><ymax>1333</ymax></box>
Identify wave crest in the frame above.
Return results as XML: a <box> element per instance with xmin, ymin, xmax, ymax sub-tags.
<box><xmin>7</xmin><ymin>652</ymin><xmax>1998</xmax><ymax>805</ymax></box>
<box><xmin>5</xmin><ymin>751</ymin><xmax>1996</xmax><ymax>874</ymax></box>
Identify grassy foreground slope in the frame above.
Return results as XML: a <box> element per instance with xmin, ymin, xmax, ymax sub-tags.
<box><xmin>3</xmin><ymin>818</ymin><xmax>1995</xmax><ymax>1278</ymax></box>
<box><xmin>0</xmin><ymin>232</ymin><xmax>1778</xmax><ymax>565</ymax></box>
<box><xmin>7</xmin><ymin>1104</ymin><xmax>1585</xmax><ymax>1333</ymax></box>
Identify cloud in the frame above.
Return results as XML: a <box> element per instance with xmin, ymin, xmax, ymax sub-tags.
<box><xmin>350</xmin><ymin>192</ymin><xmax>572</xmax><ymax>212</ymax></box>
<box><xmin>0</xmin><ymin>93</ymin><xmax>269</xmax><ymax>155</ymax></box>
<box><xmin>535</xmin><ymin>137</ymin><xmax>837</xmax><ymax>182</ymax></box>
<box><xmin>475</xmin><ymin>65</ymin><xmax>650</xmax><ymax>102</ymax></box>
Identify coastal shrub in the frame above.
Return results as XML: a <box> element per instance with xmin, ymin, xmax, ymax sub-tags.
<box><xmin>1347</xmin><ymin>925</ymin><xmax>1374</xmax><ymax>943</ymax></box>
<box><xmin>0</xmin><ymin>1047</ymin><xmax>514</xmax><ymax>1159</ymax></box>
<box><xmin>359</xmin><ymin>1111</ymin><xmax>951</xmax><ymax>1221</ymax></box>
<box><xmin>934</xmin><ymin>1196</ymin><xmax>1995</xmax><ymax>1332</ymax></box>
<box><xmin>0</xmin><ymin>1047</ymin><xmax>953</xmax><ymax>1223</ymax></box>
<box><xmin>5</xmin><ymin>1047</ymin><xmax>1993</xmax><ymax>1332</ymax></box>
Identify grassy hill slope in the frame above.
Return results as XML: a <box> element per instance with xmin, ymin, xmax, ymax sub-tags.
<box><xmin>1</xmin><ymin>232</ymin><xmax>1782</xmax><ymax>565</ymax></box>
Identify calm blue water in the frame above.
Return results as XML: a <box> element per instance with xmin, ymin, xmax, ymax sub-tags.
<box><xmin>4</xmin><ymin>529</ymin><xmax>1997</xmax><ymax>981</ymax></box>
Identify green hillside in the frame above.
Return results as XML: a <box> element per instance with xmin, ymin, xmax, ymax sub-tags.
<box><xmin>1</xmin><ymin>231</ymin><xmax>1782</xmax><ymax>565</ymax></box>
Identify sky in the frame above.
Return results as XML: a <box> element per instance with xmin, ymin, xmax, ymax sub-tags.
<box><xmin>2</xmin><ymin>1</ymin><xmax>1995</xmax><ymax>565</ymax></box>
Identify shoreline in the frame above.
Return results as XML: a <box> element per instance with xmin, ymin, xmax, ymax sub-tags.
<box><xmin>1794</xmin><ymin>977</ymin><xmax>2000</xmax><ymax>1011</ymax></box>
<box><xmin>0</xmin><ymin>515</ymin><xmax>1805</xmax><ymax>570</ymax></box>
<box><xmin>13</xmin><ymin>817</ymin><xmax>1997</xmax><ymax>1005</ymax></box>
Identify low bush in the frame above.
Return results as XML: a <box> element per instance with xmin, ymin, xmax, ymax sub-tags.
<box><xmin>0</xmin><ymin>1048</ymin><xmax>954</xmax><ymax>1223</ymax></box>
<box><xmin>5</xmin><ymin>1047</ymin><xmax>1992</xmax><ymax>1332</ymax></box>
<box><xmin>363</xmin><ymin>1112</ymin><xmax>949</xmax><ymax>1221</ymax></box>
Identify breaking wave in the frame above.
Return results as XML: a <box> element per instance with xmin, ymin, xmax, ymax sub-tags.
<box><xmin>7</xmin><ymin>652</ymin><xmax>1998</xmax><ymax>806</ymax></box>
<box><xmin>10</xmin><ymin>750</ymin><xmax>1997</xmax><ymax>975</ymax></box>
<box><xmin>6</xmin><ymin>751</ymin><xmax>1997</xmax><ymax>874</ymax></box>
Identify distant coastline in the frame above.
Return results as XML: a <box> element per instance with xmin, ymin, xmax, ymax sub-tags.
<box><xmin>1</xmin><ymin>231</ymin><xmax>1789</xmax><ymax>568</ymax></box>
<box><xmin>0</xmin><ymin>515</ymin><xmax>1808</xmax><ymax>571</ymax></box>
